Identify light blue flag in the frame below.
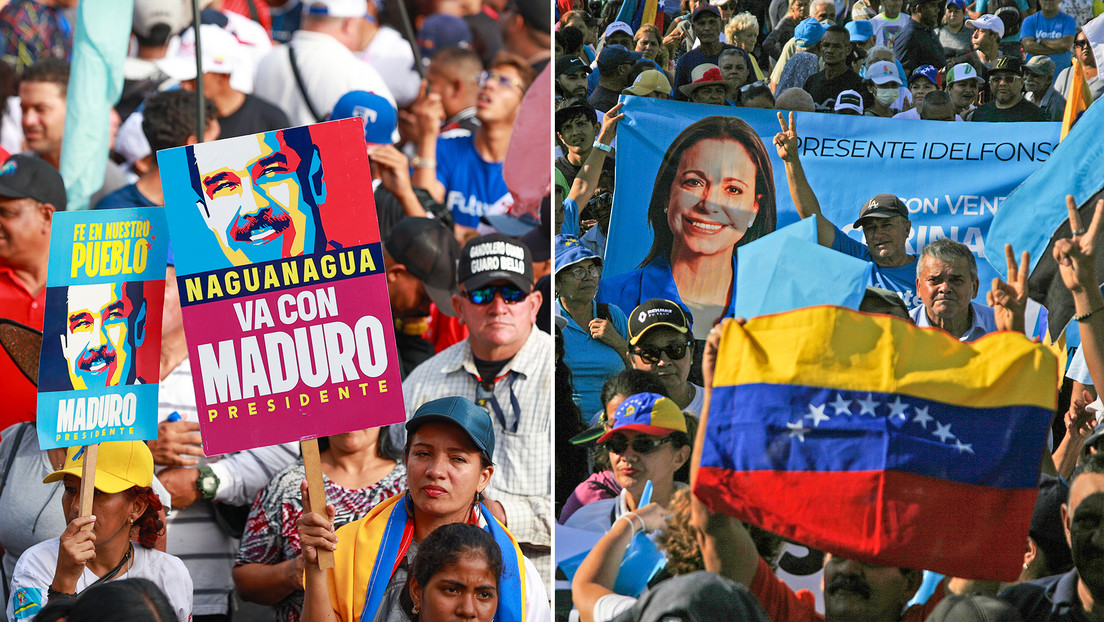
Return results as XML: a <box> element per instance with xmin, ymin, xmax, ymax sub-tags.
<box><xmin>734</xmin><ymin>216</ymin><xmax>873</xmax><ymax>319</ymax></box>
<box><xmin>985</xmin><ymin>98</ymin><xmax>1104</xmax><ymax>281</ymax></box>
<box><xmin>59</xmin><ymin>0</ymin><xmax>134</xmax><ymax>211</ymax></box>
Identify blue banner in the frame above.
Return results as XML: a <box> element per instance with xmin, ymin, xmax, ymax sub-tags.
<box><xmin>602</xmin><ymin>96</ymin><xmax>1060</xmax><ymax>322</ymax></box>
<box><xmin>37</xmin><ymin>208</ymin><xmax>168</xmax><ymax>449</ymax></box>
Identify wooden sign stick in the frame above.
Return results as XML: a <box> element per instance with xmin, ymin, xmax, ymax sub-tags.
<box><xmin>302</xmin><ymin>437</ymin><xmax>335</xmax><ymax>569</ymax></box>
<box><xmin>78</xmin><ymin>444</ymin><xmax>99</xmax><ymax>531</ymax></box>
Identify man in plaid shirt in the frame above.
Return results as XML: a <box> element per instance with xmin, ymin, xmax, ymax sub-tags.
<box><xmin>399</xmin><ymin>232</ymin><xmax>553</xmax><ymax>595</ymax></box>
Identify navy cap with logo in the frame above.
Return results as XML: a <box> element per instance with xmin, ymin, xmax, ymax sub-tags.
<box><xmin>406</xmin><ymin>396</ymin><xmax>496</xmax><ymax>460</ymax></box>
<box><xmin>0</xmin><ymin>155</ymin><xmax>67</xmax><ymax>211</ymax></box>
<box><xmin>384</xmin><ymin>217</ymin><xmax>460</xmax><ymax>316</ymax></box>
<box><xmin>853</xmin><ymin>193</ymin><xmax>908</xmax><ymax>227</ymax></box>
<box><xmin>457</xmin><ymin>233</ymin><xmax>533</xmax><ymax>292</ymax></box>
<box><xmin>556</xmin><ymin>55</ymin><xmax>592</xmax><ymax>76</ymax></box>
<box><xmin>628</xmin><ymin>299</ymin><xmax>691</xmax><ymax>345</ymax></box>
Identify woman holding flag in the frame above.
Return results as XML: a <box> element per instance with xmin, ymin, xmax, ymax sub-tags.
<box><xmin>295</xmin><ymin>397</ymin><xmax>550</xmax><ymax>622</ymax></box>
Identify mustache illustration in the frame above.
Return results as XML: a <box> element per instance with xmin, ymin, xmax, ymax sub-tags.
<box><xmin>230</xmin><ymin>207</ymin><xmax>292</xmax><ymax>243</ymax></box>
<box><xmin>76</xmin><ymin>343</ymin><xmax>116</xmax><ymax>373</ymax></box>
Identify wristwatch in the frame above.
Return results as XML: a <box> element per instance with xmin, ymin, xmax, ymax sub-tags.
<box><xmin>197</xmin><ymin>465</ymin><xmax>219</xmax><ymax>501</ymax></box>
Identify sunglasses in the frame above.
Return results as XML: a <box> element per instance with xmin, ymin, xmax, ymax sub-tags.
<box><xmin>569</xmin><ymin>264</ymin><xmax>602</xmax><ymax>280</ymax></box>
<box><xmin>479</xmin><ymin>71</ymin><xmax>524</xmax><ymax>91</ymax></box>
<box><xmin>465</xmin><ymin>284</ymin><xmax>529</xmax><ymax>305</ymax></box>
<box><xmin>631</xmin><ymin>340</ymin><xmax>692</xmax><ymax>364</ymax></box>
<box><xmin>1074</xmin><ymin>39</ymin><xmax>1090</xmax><ymax>48</ymax></box>
<box><xmin>740</xmin><ymin>79</ymin><xmax>768</xmax><ymax>94</ymax></box>
<box><xmin>604</xmin><ymin>434</ymin><xmax>673</xmax><ymax>455</ymax></box>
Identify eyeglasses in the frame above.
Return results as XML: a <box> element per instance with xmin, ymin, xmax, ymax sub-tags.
<box><xmin>1074</xmin><ymin>39</ymin><xmax>1090</xmax><ymax>48</ymax></box>
<box><xmin>631</xmin><ymin>340</ymin><xmax>692</xmax><ymax>364</ymax></box>
<box><xmin>603</xmin><ymin>434</ymin><xmax>673</xmax><ymax>455</ymax></box>
<box><xmin>465</xmin><ymin>284</ymin><xmax>529</xmax><ymax>305</ymax></box>
<box><xmin>568</xmin><ymin>264</ymin><xmax>602</xmax><ymax>280</ymax></box>
<box><xmin>479</xmin><ymin>71</ymin><xmax>524</xmax><ymax>91</ymax></box>
<box><xmin>989</xmin><ymin>74</ymin><xmax>1021</xmax><ymax>83</ymax></box>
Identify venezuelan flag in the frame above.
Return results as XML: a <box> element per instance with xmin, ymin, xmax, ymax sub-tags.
<box><xmin>694</xmin><ymin>306</ymin><xmax>1057</xmax><ymax>581</ymax></box>
<box><xmin>1061</xmin><ymin>58</ymin><xmax>1093</xmax><ymax>140</ymax></box>
<box><xmin>325</xmin><ymin>492</ymin><xmax>527</xmax><ymax>622</ymax></box>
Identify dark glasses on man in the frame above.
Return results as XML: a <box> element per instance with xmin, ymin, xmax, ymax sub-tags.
<box><xmin>631</xmin><ymin>340</ymin><xmax>692</xmax><ymax>364</ymax></box>
<box><xmin>465</xmin><ymin>284</ymin><xmax>528</xmax><ymax>305</ymax></box>
<box><xmin>604</xmin><ymin>434</ymin><xmax>673</xmax><ymax>455</ymax></box>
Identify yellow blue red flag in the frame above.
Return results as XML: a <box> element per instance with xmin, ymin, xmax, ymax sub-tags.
<box><xmin>694</xmin><ymin>306</ymin><xmax>1057</xmax><ymax>581</ymax></box>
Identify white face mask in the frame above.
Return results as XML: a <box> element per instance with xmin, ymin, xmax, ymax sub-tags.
<box><xmin>875</xmin><ymin>87</ymin><xmax>898</xmax><ymax>105</ymax></box>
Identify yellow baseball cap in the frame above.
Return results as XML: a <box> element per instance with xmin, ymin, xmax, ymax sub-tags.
<box><xmin>43</xmin><ymin>441</ymin><xmax>154</xmax><ymax>493</ymax></box>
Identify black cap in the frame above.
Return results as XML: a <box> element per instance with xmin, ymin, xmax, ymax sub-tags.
<box><xmin>615</xmin><ymin>571</ymin><xmax>772</xmax><ymax>622</ymax></box>
<box><xmin>1029</xmin><ymin>474</ymin><xmax>1073</xmax><ymax>575</ymax></box>
<box><xmin>457</xmin><ymin>233</ymin><xmax>533</xmax><ymax>292</ymax></box>
<box><xmin>555</xmin><ymin>96</ymin><xmax>595</xmax><ymax>132</ymax></box>
<box><xmin>0</xmin><ymin>155</ymin><xmax>67</xmax><ymax>211</ymax></box>
<box><xmin>407</xmin><ymin>396</ymin><xmax>495</xmax><ymax>459</ymax></box>
<box><xmin>512</xmin><ymin>0</ymin><xmax>550</xmax><ymax>32</ymax></box>
<box><xmin>925</xmin><ymin>594</ymin><xmax>1023</xmax><ymax>622</ymax></box>
<box><xmin>853</xmin><ymin>193</ymin><xmax>908</xmax><ymax>227</ymax></box>
<box><xmin>990</xmin><ymin>55</ymin><xmax>1025</xmax><ymax>76</ymax></box>
<box><xmin>555</xmin><ymin>55</ymin><xmax>592</xmax><ymax>75</ymax></box>
<box><xmin>384</xmin><ymin>217</ymin><xmax>460</xmax><ymax>316</ymax></box>
<box><xmin>628</xmin><ymin>299</ymin><xmax>691</xmax><ymax>345</ymax></box>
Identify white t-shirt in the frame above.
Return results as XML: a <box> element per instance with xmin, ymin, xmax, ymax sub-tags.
<box><xmin>593</xmin><ymin>593</ymin><xmax>638</xmax><ymax>621</ymax></box>
<box><xmin>7</xmin><ymin>538</ymin><xmax>192</xmax><ymax>622</ymax></box>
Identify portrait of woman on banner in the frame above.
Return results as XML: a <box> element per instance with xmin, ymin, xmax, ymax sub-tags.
<box><xmin>597</xmin><ymin>115</ymin><xmax>777</xmax><ymax>339</ymax></box>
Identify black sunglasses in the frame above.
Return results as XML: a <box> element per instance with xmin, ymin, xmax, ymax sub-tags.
<box><xmin>740</xmin><ymin>79</ymin><xmax>768</xmax><ymax>94</ymax></box>
<box><xmin>465</xmin><ymin>284</ymin><xmax>529</xmax><ymax>305</ymax></box>
<box><xmin>604</xmin><ymin>434</ymin><xmax>673</xmax><ymax>455</ymax></box>
<box><xmin>631</xmin><ymin>340</ymin><xmax>692</xmax><ymax>364</ymax></box>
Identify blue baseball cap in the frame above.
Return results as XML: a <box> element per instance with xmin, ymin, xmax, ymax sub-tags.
<box><xmin>554</xmin><ymin>234</ymin><xmax>600</xmax><ymax>276</ymax></box>
<box><xmin>417</xmin><ymin>13</ymin><xmax>473</xmax><ymax>62</ymax></box>
<box><xmin>794</xmin><ymin>17</ymin><xmax>826</xmax><ymax>47</ymax></box>
<box><xmin>909</xmin><ymin>64</ymin><xmax>939</xmax><ymax>86</ymax></box>
<box><xmin>945</xmin><ymin>0</ymin><xmax>966</xmax><ymax>9</ymax></box>
<box><xmin>331</xmin><ymin>90</ymin><xmax>397</xmax><ymax>145</ymax></box>
<box><xmin>691</xmin><ymin>4</ymin><xmax>722</xmax><ymax>21</ymax></box>
<box><xmin>407</xmin><ymin>396</ymin><xmax>496</xmax><ymax>460</ymax></box>
<box><xmin>597</xmin><ymin>44</ymin><xmax>643</xmax><ymax>72</ymax></box>
<box><xmin>845</xmin><ymin>19</ymin><xmax>874</xmax><ymax>41</ymax></box>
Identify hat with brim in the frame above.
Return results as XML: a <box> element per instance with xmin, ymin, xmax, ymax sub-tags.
<box><xmin>596</xmin><ymin>392</ymin><xmax>687</xmax><ymax>443</ymax></box>
<box><xmin>406</xmin><ymin>396</ymin><xmax>496</xmax><ymax>459</ymax></box>
<box><xmin>0</xmin><ymin>154</ymin><xmax>67</xmax><ymax>211</ymax></box>
<box><xmin>385</xmin><ymin>217</ymin><xmax>460</xmax><ymax>317</ymax></box>
<box><xmin>678</xmin><ymin>65</ymin><xmax>736</xmax><ymax>99</ymax></box>
<box><xmin>569</xmin><ymin>411</ymin><xmax>609</xmax><ymax>445</ymax></box>
<box><xmin>43</xmin><ymin>441</ymin><xmax>154</xmax><ymax>493</ymax></box>
<box><xmin>555</xmin><ymin>234</ymin><xmax>600</xmax><ymax>276</ymax></box>
<box><xmin>623</xmin><ymin>69</ymin><xmax>672</xmax><ymax>96</ymax></box>
<box><xmin>853</xmin><ymin>193</ymin><xmax>908</xmax><ymax>227</ymax></box>
<box><xmin>628</xmin><ymin>299</ymin><xmax>691</xmax><ymax>344</ymax></box>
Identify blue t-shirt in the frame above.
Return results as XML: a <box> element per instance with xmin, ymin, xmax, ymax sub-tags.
<box><xmin>92</xmin><ymin>183</ymin><xmax>157</xmax><ymax>210</ymax></box>
<box><xmin>1020</xmin><ymin>11</ymin><xmax>1076</xmax><ymax>75</ymax></box>
<box><xmin>596</xmin><ymin>253</ymin><xmax>739</xmax><ymax>331</ymax></box>
<box><xmin>830</xmin><ymin>224</ymin><xmax>921</xmax><ymax>309</ymax></box>
<box><xmin>556</xmin><ymin>298</ymin><xmax>630</xmax><ymax>418</ymax></box>
<box><xmin>435</xmin><ymin>131</ymin><xmax>511</xmax><ymax>230</ymax></box>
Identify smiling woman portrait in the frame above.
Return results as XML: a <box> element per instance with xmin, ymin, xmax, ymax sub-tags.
<box><xmin>597</xmin><ymin>116</ymin><xmax>777</xmax><ymax>339</ymax></box>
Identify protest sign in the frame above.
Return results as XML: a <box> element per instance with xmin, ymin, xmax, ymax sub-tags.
<box><xmin>601</xmin><ymin>96</ymin><xmax>1060</xmax><ymax>321</ymax></box>
<box><xmin>36</xmin><ymin>208</ymin><xmax>169</xmax><ymax>450</ymax></box>
<box><xmin>157</xmin><ymin>119</ymin><xmax>405</xmax><ymax>457</ymax></box>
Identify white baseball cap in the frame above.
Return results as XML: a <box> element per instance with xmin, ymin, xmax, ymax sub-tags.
<box><xmin>867</xmin><ymin>60</ymin><xmax>901</xmax><ymax>85</ymax></box>
<box><xmin>302</xmin><ymin>0</ymin><xmax>369</xmax><ymax>17</ymax></box>
<box><xmin>157</xmin><ymin>24</ymin><xmax>239</xmax><ymax>81</ymax></box>
<box><xmin>966</xmin><ymin>14</ymin><xmax>1005</xmax><ymax>38</ymax></box>
<box><xmin>946</xmin><ymin>62</ymin><xmax>984</xmax><ymax>83</ymax></box>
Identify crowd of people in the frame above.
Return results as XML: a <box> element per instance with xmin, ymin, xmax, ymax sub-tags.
<box><xmin>553</xmin><ymin>0</ymin><xmax>1104</xmax><ymax>619</ymax></box>
<box><xmin>0</xmin><ymin>0</ymin><xmax>555</xmax><ymax>621</ymax></box>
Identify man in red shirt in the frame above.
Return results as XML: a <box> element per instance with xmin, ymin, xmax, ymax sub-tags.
<box><xmin>0</xmin><ymin>154</ymin><xmax>67</xmax><ymax>430</ymax></box>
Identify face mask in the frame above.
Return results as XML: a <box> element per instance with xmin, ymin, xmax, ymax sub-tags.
<box><xmin>875</xmin><ymin>87</ymin><xmax>898</xmax><ymax>105</ymax></box>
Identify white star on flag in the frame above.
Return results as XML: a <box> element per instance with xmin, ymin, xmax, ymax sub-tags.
<box><xmin>887</xmin><ymin>396</ymin><xmax>909</xmax><ymax>420</ymax></box>
<box><xmin>912</xmin><ymin>405</ymin><xmax>933</xmax><ymax>429</ymax></box>
<box><xmin>806</xmin><ymin>403</ymin><xmax>830</xmax><ymax>427</ymax></box>
<box><xmin>786</xmin><ymin>421</ymin><xmax>810</xmax><ymax>442</ymax></box>
<box><xmin>829</xmin><ymin>393</ymin><xmax>853</xmax><ymax>416</ymax></box>
<box><xmin>857</xmin><ymin>393</ymin><xmax>878</xmax><ymax>416</ymax></box>
<box><xmin>933</xmin><ymin>422</ymin><xmax>955</xmax><ymax>443</ymax></box>
<box><xmin>954</xmin><ymin>439</ymin><xmax>974</xmax><ymax>455</ymax></box>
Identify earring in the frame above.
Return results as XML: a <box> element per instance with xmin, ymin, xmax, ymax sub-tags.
<box><xmin>412</xmin><ymin>605</ymin><xmax>420</xmax><ymax>615</ymax></box>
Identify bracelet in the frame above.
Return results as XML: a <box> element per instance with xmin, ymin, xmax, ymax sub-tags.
<box><xmin>411</xmin><ymin>155</ymin><xmax>436</xmax><ymax>169</ymax></box>
<box><xmin>617</xmin><ymin>512</ymin><xmax>644</xmax><ymax>534</ymax></box>
<box><xmin>1074</xmin><ymin>306</ymin><xmax>1104</xmax><ymax>322</ymax></box>
<box><xmin>47</xmin><ymin>587</ymin><xmax>76</xmax><ymax>600</ymax></box>
<box><xmin>592</xmin><ymin>140</ymin><xmax>612</xmax><ymax>153</ymax></box>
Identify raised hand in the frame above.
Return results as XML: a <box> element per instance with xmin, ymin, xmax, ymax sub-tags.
<box><xmin>987</xmin><ymin>244</ymin><xmax>1029</xmax><ymax>333</ymax></box>
<box><xmin>773</xmin><ymin>111</ymin><xmax>799</xmax><ymax>162</ymax></box>
<box><xmin>1054</xmin><ymin>195</ymin><xmax>1104</xmax><ymax>294</ymax></box>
